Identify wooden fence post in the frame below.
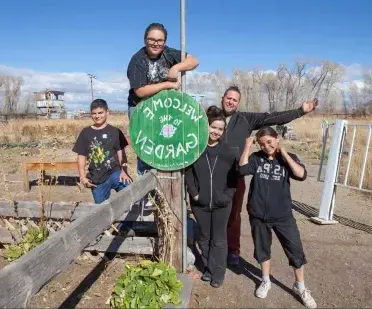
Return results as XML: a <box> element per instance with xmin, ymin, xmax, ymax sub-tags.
<box><xmin>157</xmin><ymin>171</ymin><xmax>183</xmax><ymax>272</ymax></box>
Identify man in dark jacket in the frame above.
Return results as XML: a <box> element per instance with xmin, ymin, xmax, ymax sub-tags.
<box><xmin>221</xmin><ymin>86</ymin><xmax>318</xmax><ymax>265</ymax></box>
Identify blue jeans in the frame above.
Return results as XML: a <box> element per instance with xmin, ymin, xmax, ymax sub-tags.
<box><xmin>91</xmin><ymin>169</ymin><xmax>128</xmax><ymax>204</ymax></box>
<box><xmin>137</xmin><ymin>158</ymin><xmax>152</xmax><ymax>175</ymax></box>
<box><xmin>128</xmin><ymin>105</ymin><xmax>152</xmax><ymax>175</ymax></box>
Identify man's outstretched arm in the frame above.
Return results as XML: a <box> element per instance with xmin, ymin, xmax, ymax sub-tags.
<box><xmin>244</xmin><ymin>98</ymin><xmax>319</xmax><ymax>130</ymax></box>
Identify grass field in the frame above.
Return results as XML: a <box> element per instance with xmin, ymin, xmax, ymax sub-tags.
<box><xmin>0</xmin><ymin>114</ymin><xmax>371</xmax><ymax>191</ymax></box>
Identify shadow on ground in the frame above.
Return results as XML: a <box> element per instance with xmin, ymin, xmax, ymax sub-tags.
<box><xmin>292</xmin><ymin>200</ymin><xmax>372</xmax><ymax>234</ymax></box>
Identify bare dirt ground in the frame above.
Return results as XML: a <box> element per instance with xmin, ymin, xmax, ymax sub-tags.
<box><xmin>1</xmin><ymin>142</ymin><xmax>372</xmax><ymax>308</ymax></box>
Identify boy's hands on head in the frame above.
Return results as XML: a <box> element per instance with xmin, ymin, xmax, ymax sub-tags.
<box><xmin>245</xmin><ymin>137</ymin><xmax>256</xmax><ymax>149</ymax></box>
<box><xmin>277</xmin><ymin>142</ymin><xmax>289</xmax><ymax>158</ymax></box>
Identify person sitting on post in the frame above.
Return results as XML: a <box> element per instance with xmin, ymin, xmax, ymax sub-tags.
<box><xmin>73</xmin><ymin>99</ymin><xmax>132</xmax><ymax>204</ymax></box>
<box><xmin>126</xmin><ymin>22</ymin><xmax>199</xmax><ymax>209</ymax></box>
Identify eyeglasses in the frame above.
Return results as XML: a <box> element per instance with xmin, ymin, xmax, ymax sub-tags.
<box><xmin>146</xmin><ymin>38</ymin><xmax>165</xmax><ymax>45</ymax></box>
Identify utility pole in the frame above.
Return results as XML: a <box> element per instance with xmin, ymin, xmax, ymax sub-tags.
<box><xmin>87</xmin><ymin>73</ymin><xmax>96</xmax><ymax>101</ymax></box>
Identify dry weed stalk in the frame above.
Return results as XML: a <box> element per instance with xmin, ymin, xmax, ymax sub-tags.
<box><xmin>149</xmin><ymin>191</ymin><xmax>175</xmax><ymax>266</ymax></box>
<box><xmin>0</xmin><ymin>154</ymin><xmax>23</xmax><ymax>243</ymax></box>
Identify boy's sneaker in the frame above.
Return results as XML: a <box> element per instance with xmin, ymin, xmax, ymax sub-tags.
<box><xmin>210</xmin><ymin>280</ymin><xmax>224</xmax><ymax>288</ymax></box>
<box><xmin>227</xmin><ymin>253</ymin><xmax>240</xmax><ymax>265</ymax></box>
<box><xmin>255</xmin><ymin>280</ymin><xmax>271</xmax><ymax>298</ymax></box>
<box><xmin>292</xmin><ymin>284</ymin><xmax>317</xmax><ymax>308</ymax></box>
<box><xmin>201</xmin><ymin>271</ymin><xmax>212</xmax><ymax>282</ymax></box>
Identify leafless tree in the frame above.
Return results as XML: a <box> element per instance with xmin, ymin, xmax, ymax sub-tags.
<box><xmin>362</xmin><ymin>69</ymin><xmax>372</xmax><ymax>113</ymax></box>
<box><xmin>348</xmin><ymin>82</ymin><xmax>366</xmax><ymax>116</ymax></box>
<box><xmin>212</xmin><ymin>70</ymin><xmax>229</xmax><ymax>100</ymax></box>
<box><xmin>341</xmin><ymin>89</ymin><xmax>348</xmax><ymax>114</ymax></box>
<box><xmin>261</xmin><ymin>71</ymin><xmax>283</xmax><ymax>112</ymax></box>
<box><xmin>306</xmin><ymin>61</ymin><xmax>344</xmax><ymax>100</ymax></box>
<box><xmin>281</xmin><ymin>61</ymin><xmax>309</xmax><ymax>110</ymax></box>
<box><xmin>0</xmin><ymin>75</ymin><xmax>24</xmax><ymax>114</ymax></box>
<box><xmin>18</xmin><ymin>92</ymin><xmax>36</xmax><ymax>114</ymax></box>
<box><xmin>231</xmin><ymin>69</ymin><xmax>250</xmax><ymax>111</ymax></box>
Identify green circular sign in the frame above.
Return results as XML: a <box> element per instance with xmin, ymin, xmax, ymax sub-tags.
<box><xmin>129</xmin><ymin>90</ymin><xmax>209</xmax><ymax>171</ymax></box>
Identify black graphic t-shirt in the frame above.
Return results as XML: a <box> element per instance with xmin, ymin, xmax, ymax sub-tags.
<box><xmin>72</xmin><ymin>124</ymin><xmax>128</xmax><ymax>185</ymax></box>
<box><xmin>127</xmin><ymin>46</ymin><xmax>185</xmax><ymax>108</ymax></box>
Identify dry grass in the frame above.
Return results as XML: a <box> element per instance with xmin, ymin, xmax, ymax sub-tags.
<box><xmin>290</xmin><ymin>116</ymin><xmax>372</xmax><ymax>191</ymax></box>
<box><xmin>0</xmin><ymin>115</ymin><xmax>129</xmax><ymax>145</ymax></box>
<box><xmin>0</xmin><ymin>114</ymin><xmax>370</xmax><ymax>195</ymax></box>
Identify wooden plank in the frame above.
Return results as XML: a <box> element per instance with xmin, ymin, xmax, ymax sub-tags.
<box><xmin>25</xmin><ymin>161</ymin><xmax>77</xmax><ymax>171</ymax></box>
<box><xmin>0</xmin><ymin>171</ymin><xmax>157</xmax><ymax>309</ymax></box>
<box><xmin>84</xmin><ymin>236</ymin><xmax>154</xmax><ymax>255</ymax></box>
<box><xmin>0</xmin><ymin>200</ymin><xmax>155</xmax><ymax>222</ymax></box>
<box><xmin>22</xmin><ymin>163</ymin><xmax>30</xmax><ymax>192</ymax></box>
<box><xmin>0</xmin><ymin>227</ymin><xmax>16</xmax><ymax>244</ymax></box>
<box><xmin>0</xmin><ymin>200</ymin><xmax>97</xmax><ymax>220</ymax></box>
<box><xmin>23</xmin><ymin>161</ymin><xmax>77</xmax><ymax>191</ymax></box>
<box><xmin>0</xmin><ymin>221</ymin><xmax>157</xmax><ymax>245</ymax></box>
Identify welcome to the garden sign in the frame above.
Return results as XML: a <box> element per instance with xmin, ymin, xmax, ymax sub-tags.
<box><xmin>129</xmin><ymin>90</ymin><xmax>209</xmax><ymax>171</ymax></box>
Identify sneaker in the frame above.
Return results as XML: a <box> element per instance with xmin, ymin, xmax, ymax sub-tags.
<box><xmin>201</xmin><ymin>271</ymin><xmax>212</xmax><ymax>282</ymax></box>
<box><xmin>255</xmin><ymin>280</ymin><xmax>271</xmax><ymax>298</ymax></box>
<box><xmin>210</xmin><ymin>280</ymin><xmax>223</xmax><ymax>288</ymax></box>
<box><xmin>227</xmin><ymin>253</ymin><xmax>240</xmax><ymax>265</ymax></box>
<box><xmin>292</xmin><ymin>284</ymin><xmax>317</xmax><ymax>308</ymax></box>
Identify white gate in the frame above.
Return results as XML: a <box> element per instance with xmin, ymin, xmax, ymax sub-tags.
<box><xmin>311</xmin><ymin>120</ymin><xmax>372</xmax><ymax>224</ymax></box>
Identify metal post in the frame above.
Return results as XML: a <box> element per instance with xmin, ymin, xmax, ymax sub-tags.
<box><xmin>180</xmin><ymin>0</ymin><xmax>187</xmax><ymax>274</ymax></box>
<box><xmin>90</xmin><ymin>78</ymin><xmax>94</xmax><ymax>101</ymax></box>
<box><xmin>311</xmin><ymin>120</ymin><xmax>347</xmax><ymax>224</ymax></box>
<box><xmin>180</xmin><ymin>0</ymin><xmax>186</xmax><ymax>91</ymax></box>
<box><xmin>87</xmin><ymin>73</ymin><xmax>96</xmax><ymax>101</ymax></box>
<box><xmin>317</xmin><ymin>121</ymin><xmax>330</xmax><ymax>182</ymax></box>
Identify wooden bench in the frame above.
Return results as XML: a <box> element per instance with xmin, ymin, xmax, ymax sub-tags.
<box><xmin>23</xmin><ymin>161</ymin><xmax>77</xmax><ymax>192</ymax></box>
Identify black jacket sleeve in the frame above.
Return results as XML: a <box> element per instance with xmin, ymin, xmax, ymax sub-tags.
<box><xmin>238</xmin><ymin>154</ymin><xmax>257</xmax><ymax>176</ymax></box>
<box><xmin>127</xmin><ymin>55</ymin><xmax>148</xmax><ymax>89</ymax></box>
<box><xmin>242</xmin><ymin>107</ymin><xmax>305</xmax><ymax>131</ymax></box>
<box><xmin>287</xmin><ymin>153</ymin><xmax>307</xmax><ymax>181</ymax></box>
<box><xmin>225</xmin><ymin>151</ymin><xmax>238</xmax><ymax>197</ymax></box>
<box><xmin>185</xmin><ymin>166</ymin><xmax>198</xmax><ymax>198</ymax></box>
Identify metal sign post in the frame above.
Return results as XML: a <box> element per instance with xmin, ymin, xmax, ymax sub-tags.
<box><xmin>180</xmin><ymin>0</ymin><xmax>187</xmax><ymax>274</ymax></box>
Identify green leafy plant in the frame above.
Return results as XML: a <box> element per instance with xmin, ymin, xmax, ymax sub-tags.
<box><xmin>110</xmin><ymin>260</ymin><xmax>183</xmax><ymax>309</ymax></box>
<box><xmin>6</xmin><ymin>226</ymin><xmax>49</xmax><ymax>261</ymax></box>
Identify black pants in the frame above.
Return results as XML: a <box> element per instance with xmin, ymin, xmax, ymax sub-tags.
<box><xmin>250</xmin><ymin>215</ymin><xmax>307</xmax><ymax>269</ymax></box>
<box><xmin>192</xmin><ymin>204</ymin><xmax>232</xmax><ymax>282</ymax></box>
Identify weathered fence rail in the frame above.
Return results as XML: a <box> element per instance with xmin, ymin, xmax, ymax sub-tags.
<box><xmin>0</xmin><ymin>171</ymin><xmax>158</xmax><ymax>308</ymax></box>
<box><xmin>0</xmin><ymin>200</ymin><xmax>154</xmax><ymax>222</ymax></box>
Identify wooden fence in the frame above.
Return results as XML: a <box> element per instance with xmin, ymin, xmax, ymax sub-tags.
<box><xmin>0</xmin><ymin>170</ymin><xmax>183</xmax><ymax>308</ymax></box>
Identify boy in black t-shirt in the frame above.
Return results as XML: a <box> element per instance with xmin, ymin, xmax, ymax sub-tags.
<box><xmin>73</xmin><ymin>99</ymin><xmax>132</xmax><ymax>204</ymax></box>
